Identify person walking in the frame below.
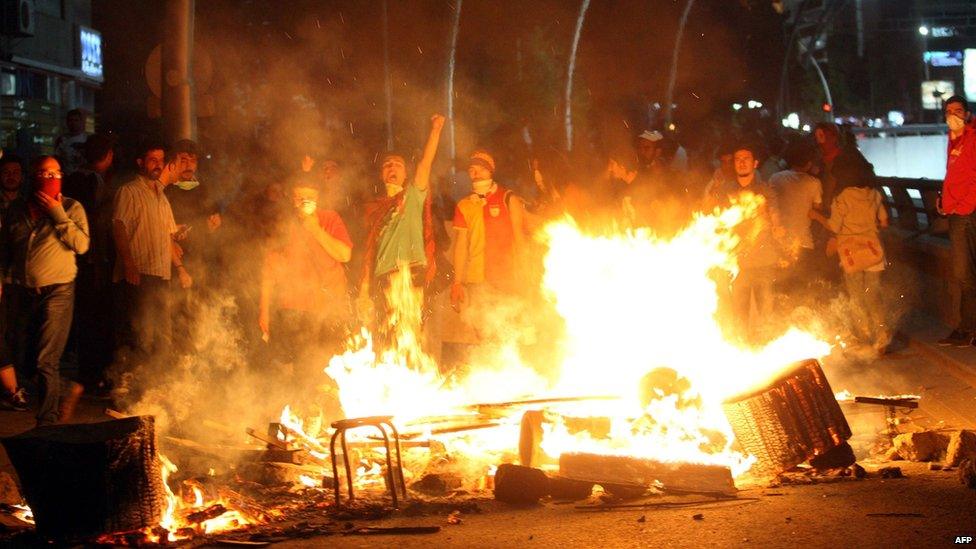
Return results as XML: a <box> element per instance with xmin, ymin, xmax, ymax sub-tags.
<box><xmin>1</xmin><ymin>156</ymin><xmax>89</xmax><ymax>424</ymax></box>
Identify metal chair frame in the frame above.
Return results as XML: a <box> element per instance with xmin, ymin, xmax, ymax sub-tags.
<box><xmin>329</xmin><ymin>415</ymin><xmax>407</xmax><ymax>508</ymax></box>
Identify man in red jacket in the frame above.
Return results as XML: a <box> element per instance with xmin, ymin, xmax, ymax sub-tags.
<box><xmin>939</xmin><ymin>96</ymin><xmax>976</xmax><ymax>346</ymax></box>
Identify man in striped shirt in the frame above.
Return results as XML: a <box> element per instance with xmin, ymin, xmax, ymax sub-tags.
<box><xmin>112</xmin><ymin>141</ymin><xmax>193</xmax><ymax>391</ymax></box>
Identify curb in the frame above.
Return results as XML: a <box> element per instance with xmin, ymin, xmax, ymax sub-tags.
<box><xmin>907</xmin><ymin>336</ymin><xmax>976</xmax><ymax>389</ymax></box>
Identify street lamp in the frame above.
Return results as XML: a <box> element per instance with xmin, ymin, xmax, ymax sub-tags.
<box><xmin>918</xmin><ymin>25</ymin><xmax>929</xmax><ymax>36</ymax></box>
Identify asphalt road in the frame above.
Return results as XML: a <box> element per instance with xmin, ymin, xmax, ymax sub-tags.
<box><xmin>272</xmin><ymin>463</ymin><xmax>975</xmax><ymax>549</ymax></box>
<box><xmin>2</xmin><ymin>313</ymin><xmax>976</xmax><ymax>547</ymax></box>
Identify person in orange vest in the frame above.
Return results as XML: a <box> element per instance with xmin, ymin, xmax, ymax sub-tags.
<box><xmin>451</xmin><ymin>150</ymin><xmax>527</xmax><ymax>318</ymax></box>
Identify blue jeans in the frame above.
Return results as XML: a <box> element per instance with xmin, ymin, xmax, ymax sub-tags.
<box><xmin>10</xmin><ymin>282</ymin><xmax>75</xmax><ymax>425</ymax></box>
<box><xmin>948</xmin><ymin>213</ymin><xmax>976</xmax><ymax>332</ymax></box>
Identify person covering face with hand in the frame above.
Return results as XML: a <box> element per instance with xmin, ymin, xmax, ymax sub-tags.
<box><xmin>0</xmin><ymin>156</ymin><xmax>89</xmax><ymax>425</ymax></box>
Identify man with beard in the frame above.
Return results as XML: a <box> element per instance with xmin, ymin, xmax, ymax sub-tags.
<box><xmin>705</xmin><ymin>143</ymin><xmax>784</xmax><ymax>342</ymax></box>
<box><xmin>1</xmin><ymin>156</ymin><xmax>89</xmax><ymax>424</ymax></box>
<box><xmin>111</xmin><ymin>141</ymin><xmax>193</xmax><ymax>397</ymax></box>
<box><xmin>357</xmin><ymin>114</ymin><xmax>445</xmax><ymax>342</ymax></box>
<box><xmin>164</xmin><ymin>140</ymin><xmax>222</xmax><ymax>353</ymax></box>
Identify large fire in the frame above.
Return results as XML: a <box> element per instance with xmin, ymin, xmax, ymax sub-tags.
<box><xmin>300</xmin><ymin>192</ymin><xmax>831</xmax><ymax>484</ymax></box>
<box><xmin>20</xmin><ymin>193</ymin><xmax>835</xmax><ymax>542</ymax></box>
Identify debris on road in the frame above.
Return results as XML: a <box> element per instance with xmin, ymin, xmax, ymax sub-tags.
<box><xmin>879</xmin><ymin>467</ymin><xmax>904</xmax><ymax>479</ymax></box>
<box><xmin>892</xmin><ymin>432</ymin><xmax>949</xmax><ymax>462</ymax></box>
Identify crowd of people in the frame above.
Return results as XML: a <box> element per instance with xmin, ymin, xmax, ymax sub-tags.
<box><xmin>3</xmin><ymin>93</ymin><xmax>975</xmax><ymax>427</ymax></box>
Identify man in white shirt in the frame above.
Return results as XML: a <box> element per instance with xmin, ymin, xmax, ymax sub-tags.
<box><xmin>769</xmin><ymin>139</ymin><xmax>823</xmax><ymax>291</ymax></box>
<box><xmin>53</xmin><ymin>109</ymin><xmax>91</xmax><ymax>175</ymax></box>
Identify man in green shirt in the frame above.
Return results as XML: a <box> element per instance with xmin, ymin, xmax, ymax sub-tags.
<box><xmin>358</xmin><ymin>115</ymin><xmax>445</xmax><ymax>342</ymax></box>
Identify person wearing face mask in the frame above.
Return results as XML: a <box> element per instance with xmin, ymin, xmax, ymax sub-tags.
<box><xmin>450</xmin><ymin>149</ymin><xmax>526</xmax><ymax>318</ymax></box>
<box><xmin>259</xmin><ymin>180</ymin><xmax>352</xmax><ymax>384</ymax></box>
<box><xmin>162</xmin><ymin>139</ymin><xmax>223</xmax><ymax>355</ymax></box>
<box><xmin>0</xmin><ymin>156</ymin><xmax>89</xmax><ymax>425</ymax></box>
<box><xmin>938</xmin><ymin>96</ymin><xmax>976</xmax><ymax>347</ymax></box>
<box><xmin>358</xmin><ymin>114</ymin><xmax>445</xmax><ymax>341</ymax></box>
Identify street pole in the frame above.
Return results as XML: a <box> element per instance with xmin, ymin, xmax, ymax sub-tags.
<box><xmin>663</xmin><ymin>0</ymin><xmax>694</xmax><ymax>130</ymax></box>
<box><xmin>807</xmin><ymin>54</ymin><xmax>833</xmax><ymax>119</ymax></box>
<box><xmin>162</xmin><ymin>0</ymin><xmax>196</xmax><ymax>143</ymax></box>
<box><xmin>446</xmin><ymin>0</ymin><xmax>462</xmax><ymax>189</ymax></box>
<box><xmin>564</xmin><ymin>0</ymin><xmax>590</xmax><ymax>152</ymax></box>
<box><xmin>382</xmin><ymin>0</ymin><xmax>394</xmax><ymax>151</ymax></box>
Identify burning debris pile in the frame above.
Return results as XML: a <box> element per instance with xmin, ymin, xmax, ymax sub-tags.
<box><xmin>1</xmin><ymin>198</ymin><xmax>866</xmax><ymax>544</ymax></box>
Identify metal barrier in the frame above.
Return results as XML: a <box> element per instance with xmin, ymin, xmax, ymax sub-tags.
<box><xmin>876</xmin><ymin>176</ymin><xmax>947</xmax><ymax>237</ymax></box>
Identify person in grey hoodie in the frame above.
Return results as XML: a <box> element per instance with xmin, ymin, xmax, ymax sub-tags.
<box><xmin>811</xmin><ymin>158</ymin><xmax>890</xmax><ymax>352</ymax></box>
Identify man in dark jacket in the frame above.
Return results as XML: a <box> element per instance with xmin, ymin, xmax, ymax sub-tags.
<box><xmin>63</xmin><ymin>133</ymin><xmax>115</xmax><ymax>391</ymax></box>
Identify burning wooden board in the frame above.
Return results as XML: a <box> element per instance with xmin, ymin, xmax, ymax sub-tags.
<box><xmin>558</xmin><ymin>453</ymin><xmax>735</xmax><ymax>495</ymax></box>
<box><xmin>1</xmin><ymin>416</ymin><xmax>165</xmax><ymax>540</ymax></box>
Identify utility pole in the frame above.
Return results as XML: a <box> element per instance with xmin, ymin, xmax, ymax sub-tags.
<box><xmin>446</xmin><ymin>0</ymin><xmax>463</xmax><ymax>187</ymax></box>
<box><xmin>161</xmin><ymin>0</ymin><xmax>196</xmax><ymax>143</ymax></box>
<box><xmin>382</xmin><ymin>0</ymin><xmax>394</xmax><ymax>151</ymax></box>
<box><xmin>564</xmin><ymin>0</ymin><xmax>590</xmax><ymax>152</ymax></box>
<box><xmin>663</xmin><ymin>0</ymin><xmax>695</xmax><ymax>130</ymax></box>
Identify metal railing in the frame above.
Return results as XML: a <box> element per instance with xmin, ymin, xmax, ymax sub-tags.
<box><xmin>852</xmin><ymin>124</ymin><xmax>948</xmax><ymax>138</ymax></box>
<box><xmin>877</xmin><ymin>176</ymin><xmax>947</xmax><ymax>237</ymax></box>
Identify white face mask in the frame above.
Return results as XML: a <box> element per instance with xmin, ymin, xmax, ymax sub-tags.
<box><xmin>385</xmin><ymin>183</ymin><xmax>404</xmax><ymax>197</ymax></box>
<box><xmin>948</xmin><ymin>114</ymin><xmax>966</xmax><ymax>132</ymax></box>
<box><xmin>472</xmin><ymin>179</ymin><xmax>493</xmax><ymax>196</ymax></box>
<box><xmin>175</xmin><ymin>178</ymin><xmax>200</xmax><ymax>191</ymax></box>
<box><xmin>299</xmin><ymin>199</ymin><xmax>317</xmax><ymax>215</ymax></box>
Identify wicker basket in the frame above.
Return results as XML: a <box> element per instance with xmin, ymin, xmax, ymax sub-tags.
<box><xmin>722</xmin><ymin>359</ymin><xmax>852</xmax><ymax>477</ymax></box>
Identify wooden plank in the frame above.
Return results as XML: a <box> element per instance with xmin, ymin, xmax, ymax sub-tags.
<box><xmin>245</xmin><ymin>428</ymin><xmax>288</xmax><ymax>451</ymax></box>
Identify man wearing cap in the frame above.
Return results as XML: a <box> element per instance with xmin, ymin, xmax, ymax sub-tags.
<box><xmin>610</xmin><ymin>130</ymin><xmax>692</xmax><ymax>232</ymax></box>
<box><xmin>451</xmin><ymin>149</ymin><xmax>526</xmax><ymax>314</ymax></box>
<box><xmin>358</xmin><ymin>114</ymin><xmax>445</xmax><ymax>339</ymax></box>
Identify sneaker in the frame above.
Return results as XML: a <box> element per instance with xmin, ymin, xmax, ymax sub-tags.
<box><xmin>938</xmin><ymin>330</ymin><xmax>973</xmax><ymax>347</ymax></box>
<box><xmin>0</xmin><ymin>388</ymin><xmax>29</xmax><ymax>412</ymax></box>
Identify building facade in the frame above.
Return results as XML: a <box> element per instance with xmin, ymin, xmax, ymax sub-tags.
<box><xmin>0</xmin><ymin>0</ymin><xmax>102</xmax><ymax>156</ymax></box>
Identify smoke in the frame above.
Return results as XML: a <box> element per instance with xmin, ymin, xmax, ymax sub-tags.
<box><xmin>92</xmin><ymin>1</ymin><xmax>852</xmax><ymax>479</ymax></box>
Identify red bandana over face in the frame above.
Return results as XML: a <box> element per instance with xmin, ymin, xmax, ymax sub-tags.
<box><xmin>29</xmin><ymin>176</ymin><xmax>62</xmax><ymax>220</ymax></box>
